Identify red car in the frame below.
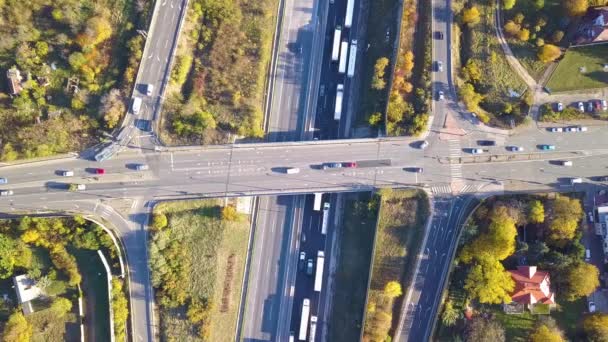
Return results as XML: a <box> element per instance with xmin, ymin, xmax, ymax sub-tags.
<box><xmin>343</xmin><ymin>162</ymin><xmax>357</xmax><ymax>168</ymax></box>
<box><xmin>93</xmin><ymin>168</ymin><xmax>105</xmax><ymax>175</ymax></box>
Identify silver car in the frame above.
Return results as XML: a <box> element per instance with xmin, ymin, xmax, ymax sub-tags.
<box><xmin>323</xmin><ymin>162</ymin><xmax>342</xmax><ymax>170</ymax></box>
<box><xmin>0</xmin><ymin>177</ymin><xmax>6</xmax><ymax>184</ymax></box>
<box><xmin>577</xmin><ymin>102</ymin><xmax>584</xmax><ymax>112</ymax></box>
<box><xmin>437</xmin><ymin>91</ymin><xmax>444</xmax><ymax>100</ymax></box>
<box><xmin>135</xmin><ymin>164</ymin><xmax>149</xmax><ymax>171</ymax></box>
<box><xmin>0</xmin><ymin>190</ymin><xmax>13</xmax><ymax>196</ymax></box>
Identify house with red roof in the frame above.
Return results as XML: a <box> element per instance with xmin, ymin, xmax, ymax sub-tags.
<box><xmin>508</xmin><ymin>266</ymin><xmax>555</xmax><ymax>307</ymax></box>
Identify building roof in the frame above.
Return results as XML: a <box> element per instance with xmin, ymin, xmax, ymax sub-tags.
<box><xmin>508</xmin><ymin>266</ymin><xmax>555</xmax><ymax>305</ymax></box>
<box><xmin>13</xmin><ymin>274</ymin><xmax>41</xmax><ymax>304</ymax></box>
<box><xmin>6</xmin><ymin>68</ymin><xmax>22</xmax><ymax>95</ymax></box>
<box><xmin>574</xmin><ymin>7</ymin><xmax>608</xmax><ymax>45</ymax></box>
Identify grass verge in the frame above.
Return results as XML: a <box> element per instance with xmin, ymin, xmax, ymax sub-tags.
<box><xmin>151</xmin><ymin>199</ymin><xmax>251</xmax><ymax>341</ymax></box>
<box><xmin>546</xmin><ymin>44</ymin><xmax>608</xmax><ymax>92</ymax></box>
<box><xmin>363</xmin><ymin>188</ymin><xmax>429</xmax><ymax>340</ymax></box>
<box><xmin>327</xmin><ymin>192</ymin><xmax>378</xmax><ymax>342</ymax></box>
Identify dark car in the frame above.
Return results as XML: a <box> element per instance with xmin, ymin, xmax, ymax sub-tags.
<box><xmin>342</xmin><ymin>162</ymin><xmax>357</xmax><ymax>168</ymax></box>
<box><xmin>477</xmin><ymin>140</ymin><xmax>496</xmax><ymax>146</ymax></box>
<box><xmin>435</xmin><ymin>31</ymin><xmax>444</xmax><ymax>40</ymax></box>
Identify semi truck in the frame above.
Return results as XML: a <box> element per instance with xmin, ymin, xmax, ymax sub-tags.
<box><xmin>314</xmin><ymin>251</ymin><xmax>325</xmax><ymax>292</ymax></box>
<box><xmin>321</xmin><ymin>202</ymin><xmax>330</xmax><ymax>234</ymax></box>
<box><xmin>309</xmin><ymin>316</ymin><xmax>318</xmax><ymax>342</ymax></box>
<box><xmin>334</xmin><ymin>84</ymin><xmax>343</xmax><ymax>120</ymax></box>
<box><xmin>338</xmin><ymin>41</ymin><xmax>348</xmax><ymax>74</ymax></box>
<box><xmin>299</xmin><ymin>299</ymin><xmax>310</xmax><ymax>341</ymax></box>
<box><xmin>345</xmin><ymin>0</ymin><xmax>355</xmax><ymax>28</ymax></box>
<box><xmin>347</xmin><ymin>40</ymin><xmax>357</xmax><ymax>77</ymax></box>
<box><xmin>332</xmin><ymin>26</ymin><xmax>342</xmax><ymax>61</ymax></box>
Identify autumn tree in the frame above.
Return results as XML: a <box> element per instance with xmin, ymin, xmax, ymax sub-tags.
<box><xmin>582</xmin><ymin>313</ymin><xmax>608</xmax><ymax>342</ymax></box>
<box><xmin>466</xmin><ymin>317</ymin><xmax>506</xmax><ymax>342</ymax></box>
<box><xmin>441</xmin><ymin>300</ymin><xmax>459</xmax><ymax>326</ymax></box>
<box><xmin>462</xmin><ymin>6</ymin><xmax>481</xmax><ymax>26</ymax></box>
<box><xmin>503</xmin><ymin>0</ymin><xmax>516</xmax><ymax>9</ymax></box>
<box><xmin>461</xmin><ymin>59</ymin><xmax>482</xmax><ymax>84</ymax></box>
<box><xmin>538</xmin><ymin>44</ymin><xmax>561</xmax><ymax>62</ymax></box>
<box><xmin>458</xmin><ymin>83</ymin><xmax>484</xmax><ymax>113</ymax></box>
<box><xmin>77</xmin><ymin>16</ymin><xmax>113</xmax><ymax>48</ymax></box>
<box><xmin>459</xmin><ymin>206</ymin><xmax>518</xmax><ymax>263</ymax></box>
<box><xmin>372</xmin><ymin>57</ymin><xmax>390</xmax><ymax>90</ymax></box>
<box><xmin>0</xmin><ymin>234</ymin><xmax>31</xmax><ymax>279</ymax></box>
<box><xmin>563</xmin><ymin>261</ymin><xmax>599</xmax><ymax>300</ymax></box>
<box><xmin>402</xmin><ymin>51</ymin><xmax>414</xmax><ymax>76</ymax></box>
<box><xmin>3</xmin><ymin>311</ymin><xmax>32</xmax><ymax>342</ymax></box>
<box><xmin>50</xmin><ymin>297</ymin><xmax>73</xmax><ymax>318</ymax></box>
<box><xmin>368</xmin><ymin>112</ymin><xmax>383</xmax><ymax>127</ymax></box>
<box><xmin>151</xmin><ymin>213</ymin><xmax>168</xmax><ymax>231</ymax></box>
<box><xmin>528</xmin><ymin>200</ymin><xmax>545</xmax><ymax>224</ymax></box>
<box><xmin>562</xmin><ymin>0</ymin><xmax>589</xmax><ymax>17</ymax></box>
<box><xmin>547</xmin><ymin>195</ymin><xmax>582</xmax><ymax>247</ymax></box>
<box><xmin>112</xmin><ymin>278</ymin><xmax>129</xmax><ymax>342</ymax></box>
<box><xmin>384</xmin><ymin>281</ymin><xmax>403</xmax><ymax>298</ymax></box>
<box><xmin>518</xmin><ymin>28</ymin><xmax>531</xmax><ymax>41</ymax></box>
<box><xmin>221</xmin><ymin>206</ymin><xmax>239</xmax><ymax>221</ymax></box>
<box><xmin>530</xmin><ymin>325</ymin><xmax>564</xmax><ymax>342</ymax></box>
<box><xmin>504</xmin><ymin>21</ymin><xmax>521</xmax><ymax>36</ymax></box>
<box><xmin>100</xmin><ymin>89</ymin><xmax>126</xmax><ymax>129</ymax></box>
<box><xmin>464</xmin><ymin>256</ymin><xmax>514</xmax><ymax>304</ymax></box>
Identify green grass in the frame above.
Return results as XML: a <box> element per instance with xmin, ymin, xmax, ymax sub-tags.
<box><xmin>328</xmin><ymin>193</ymin><xmax>378</xmax><ymax>342</ymax></box>
<box><xmin>494</xmin><ymin>309</ymin><xmax>538</xmax><ymax>342</ymax></box>
<box><xmin>509</xmin><ymin>40</ymin><xmax>547</xmax><ymax>81</ymax></box>
<box><xmin>546</xmin><ymin>44</ymin><xmax>608</xmax><ymax>92</ymax></box>
<box><xmin>154</xmin><ymin>199</ymin><xmax>251</xmax><ymax>342</ymax></box>
<box><xmin>355</xmin><ymin>0</ymin><xmax>400</xmax><ymax>132</ymax></box>
<box><xmin>73</xmin><ymin>249</ymin><xmax>111</xmax><ymax>342</ymax></box>
<box><xmin>552</xmin><ymin>297</ymin><xmax>586</xmax><ymax>339</ymax></box>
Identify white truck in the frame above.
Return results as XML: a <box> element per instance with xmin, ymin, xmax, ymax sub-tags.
<box><xmin>347</xmin><ymin>40</ymin><xmax>357</xmax><ymax>77</ymax></box>
<box><xmin>334</xmin><ymin>84</ymin><xmax>344</xmax><ymax>120</ymax></box>
<box><xmin>309</xmin><ymin>316</ymin><xmax>318</xmax><ymax>342</ymax></box>
<box><xmin>299</xmin><ymin>299</ymin><xmax>310</xmax><ymax>341</ymax></box>
<box><xmin>313</xmin><ymin>193</ymin><xmax>323</xmax><ymax>211</ymax></box>
<box><xmin>314</xmin><ymin>251</ymin><xmax>325</xmax><ymax>292</ymax></box>
<box><xmin>321</xmin><ymin>202</ymin><xmax>330</xmax><ymax>234</ymax></box>
<box><xmin>345</xmin><ymin>0</ymin><xmax>355</xmax><ymax>28</ymax></box>
<box><xmin>338</xmin><ymin>41</ymin><xmax>348</xmax><ymax>74</ymax></box>
<box><xmin>332</xmin><ymin>26</ymin><xmax>342</xmax><ymax>61</ymax></box>
<box><xmin>132</xmin><ymin>97</ymin><xmax>142</xmax><ymax>115</ymax></box>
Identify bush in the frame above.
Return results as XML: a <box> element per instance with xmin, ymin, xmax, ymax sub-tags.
<box><xmin>504</xmin><ymin>21</ymin><xmax>521</xmax><ymax>36</ymax></box>
<box><xmin>517</xmin><ymin>28</ymin><xmax>530</xmax><ymax>41</ymax></box>
<box><xmin>372</xmin><ymin>57</ymin><xmax>390</xmax><ymax>90</ymax></box>
<box><xmin>462</xmin><ymin>6</ymin><xmax>481</xmax><ymax>26</ymax></box>
<box><xmin>537</xmin><ymin>44</ymin><xmax>561</xmax><ymax>63</ymax></box>
<box><xmin>111</xmin><ymin>278</ymin><xmax>129</xmax><ymax>342</ymax></box>
<box><xmin>151</xmin><ymin>213</ymin><xmax>168</xmax><ymax>231</ymax></box>
<box><xmin>458</xmin><ymin>83</ymin><xmax>484</xmax><ymax>113</ymax></box>
<box><xmin>503</xmin><ymin>0</ymin><xmax>516</xmax><ymax>9</ymax></box>
<box><xmin>221</xmin><ymin>206</ymin><xmax>239</xmax><ymax>221</ymax></box>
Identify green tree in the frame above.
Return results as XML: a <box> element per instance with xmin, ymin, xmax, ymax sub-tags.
<box><xmin>547</xmin><ymin>195</ymin><xmax>582</xmax><ymax>246</ymax></box>
<box><xmin>384</xmin><ymin>281</ymin><xmax>403</xmax><ymax>298</ymax></box>
<box><xmin>151</xmin><ymin>213</ymin><xmax>168</xmax><ymax>231</ymax></box>
<box><xmin>530</xmin><ymin>325</ymin><xmax>564</xmax><ymax>342</ymax></box>
<box><xmin>459</xmin><ymin>206</ymin><xmax>518</xmax><ymax>263</ymax></box>
<box><xmin>441</xmin><ymin>300</ymin><xmax>459</xmax><ymax>326</ymax></box>
<box><xmin>467</xmin><ymin>317</ymin><xmax>506</xmax><ymax>342</ymax></box>
<box><xmin>528</xmin><ymin>200</ymin><xmax>545</xmax><ymax>224</ymax></box>
<box><xmin>372</xmin><ymin>57</ymin><xmax>389</xmax><ymax>90</ymax></box>
<box><xmin>464</xmin><ymin>256</ymin><xmax>514</xmax><ymax>304</ymax></box>
<box><xmin>3</xmin><ymin>311</ymin><xmax>32</xmax><ymax>342</ymax></box>
<box><xmin>503</xmin><ymin>0</ymin><xmax>516</xmax><ymax>9</ymax></box>
<box><xmin>562</xmin><ymin>0</ymin><xmax>589</xmax><ymax>17</ymax></box>
<box><xmin>459</xmin><ymin>83</ymin><xmax>484</xmax><ymax>113</ymax></box>
<box><xmin>582</xmin><ymin>313</ymin><xmax>608</xmax><ymax>342</ymax></box>
<box><xmin>368</xmin><ymin>112</ymin><xmax>383</xmax><ymax>127</ymax></box>
<box><xmin>537</xmin><ymin>44</ymin><xmax>561</xmax><ymax>63</ymax></box>
<box><xmin>0</xmin><ymin>234</ymin><xmax>17</xmax><ymax>278</ymax></box>
<box><xmin>461</xmin><ymin>59</ymin><xmax>482</xmax><ymax>84</ymax></box>
<box><xmin>462</xmin><ymin>6</ymin><xmax>481</xmax><ymax>26</ymax></box>
<box><xmin>564</xmin><ymin>261</ymin><xmax>599</xmax><ymax>300</ymax></box>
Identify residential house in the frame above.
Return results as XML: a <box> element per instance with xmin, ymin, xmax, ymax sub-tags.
<box><xmin>508</xmin><ymin>266</ymin><xmax>555</xmax><ymax>307</ymax></box>
<box><xmin>13</xmin><ymin>274</ymin><xmax>42</xmax><ymax>315</ymax></box>
<box><xmin>573</xmin><ymin>6</ymin><xmax>608</xmax><ymax>45</ymax></box>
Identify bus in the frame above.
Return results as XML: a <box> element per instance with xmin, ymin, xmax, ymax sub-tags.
<box><xmin>314</xmin><ymin>251</ymin><xmax>325</xmax><ymax>292</ymax></box>
<box><xmin>334</xmin><ymin>84</ymin><xmax>343</xmax><ymax>121</ymax></box>
<box><xmin>347</xmin><ymin>40</ymin><xmax>357</xmax><ymax>77</ymax></box>
<box><xmin>338</xmin><ymin>41</ymin><xmax>348</xmax><ymax>74</ymax></box>
<box><xmin>299</xmin><ymin>299</ymin><xmax>310</xmax><ymax>341</ymax></box>
<box><xmin>331</xmin><ymin>26</ymin><xmax>342</xmax><ymax>61</ymax></box>
<box><xmin>321</xmin><ymin>202</ymin><xmax>330</xmax><ymax>234</ymax></box>
<box><xmin>313</xmin><ymin>193</ymin><xmax>323</xmax><ymax>211</ymax></box>
<box><xmin>309</xmin><ymin>316</ymin><xmax>318</xmax><ymax>342</ymax></box>
<box><xmin>345</xmin><ymin>0</ymin><xmax>355</xmax><ymax>28</ymax></box>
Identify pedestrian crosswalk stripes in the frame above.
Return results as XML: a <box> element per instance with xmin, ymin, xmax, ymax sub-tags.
<box><xmin>431</xmin><ymin>185</ymin><xmax>452</xmax><ymax>194</ymax></box>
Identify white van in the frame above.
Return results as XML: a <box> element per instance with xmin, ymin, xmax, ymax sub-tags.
<box><xmin>562</xmin><ymin>161</ymin><xmax>573</xmax><ymax>166</ymax></box>
<box><xmin>132</xmin><ymin>97</ymin><xmax>143</xmax><ymax>115</ymax></box>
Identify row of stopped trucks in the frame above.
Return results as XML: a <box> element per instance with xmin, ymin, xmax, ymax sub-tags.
<box><xmin>292</xmin><ymin>194</ymin><xmax>329</xmax><ymax>341</ymax></box>
<box><xmin>331</xmin><ymin>0</ymin><xmax>357</xmax><ymax>123</ymax></box>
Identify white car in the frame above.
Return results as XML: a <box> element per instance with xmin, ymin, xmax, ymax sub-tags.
<box><xmin>556</xmin><ymin>102</ymin><xmax>564</xmax><ymax>111</ymax></box>
<box><xmin>0</xmin><ymin>190</ymin><xmax>13</xmax><ymax>196</ymax></box>
<box><xmin>565</xmin><ymin>127</ymin><xmax>577</xmax><ymax>132</ymax></box>
<box><xmin>577</xmin><ymin>126</ymin><xmax>588</xmax><ymax>132</ymax></box>
<box><xmin>549</xmin><ymin>127</ymin><xmax>562</xmax><ymax>132</ymax></box>
<box><xmin>61</xmin><ymin>170</ymin><xmax>74</xmax><ymax>177</ymax></box>
<box><xmin>509</xmin><ymin>146</ymin><xmax>524</xmax><ymax>152</ymax></box>
<box><xmin>0</xmin><ymin>177</ymin><xmax>6</xmax><ymax>184</ymax></box>
<box><xmin>471</xmin><ymin>148</ymin><xmax>484</xmax><ymax>154</ymax></box>
<box><xmin>589</xmin><ymin>212</ymin><xmax>594</xmax><ymax>223</ymax></box>
<box><xmin>561</xmin><ymin>161</ymin><xmax>573</xmax><ymax>166</ymax></box>
<box><xmin>602</xmin><ymin>100</ymin><xmax>607</xmax><ymax>111</ymax></box>
<box><xmin>437</xmin><ymin>91</ymin><xmax>444</xmax><ymax>100</ymax></box>
<box><xmin>578</xmin><ymin>102</ymin><xmax>585</xmax><ymax>112</ymax></box>
<box><xmin>589</xmin><ymin>301</ymin><xmax>596</xmax><ymax>313</ymax></box>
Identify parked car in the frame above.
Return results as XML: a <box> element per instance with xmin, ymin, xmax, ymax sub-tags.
<box><xmin>508</xmin><ymin>146</ymin><xmax>524</xmax><ymax>152</ymax></box>
<box><xmin>578</xmin><ymin>102</ymin><xmax>585</xmax><ymax>112</ymax></box>
<box><xmin>561</xmin><ymin>160</ymin><xmax>573</xmax><ymax>166</ymax></box>
<box><xmin>577</xmin><ymin>126</ymin><xmax>588</xmax><ymax>132</ymax></box>
<box><xmin>61</xmin><ymin>170</ymin><xmax>74</xmax><ymax>177</ymax></box>
<box><xmin>471</xmin><ymin>148</ymin><xmax>484</xmax><ymax>154</ymax></box>
<box><xmin>587</xmin><ymin>101</ymin><xmax>594</xmax><ymax>112</ymax></box>
<box><xmin>437</xmin><ymin>91</ymin><xmax>444</xmax><ymax>100</ymax></box>
<box><xmin>135</xmin><ymin>164</ymin><xmax>149</xmax><ymax>171</ymax></box>
<box><xmin>556</xmin><ymin>102</ymin><xmax>564</xmax><ymax>112</ymax></box>
<box><xmin>540</xmin><ymin>144</ymin><xmax>556</xmax><ymax>150</ymax></box>
<box><xmin>323</xmin><ymin>162</ymin><xmax>342</xmax><ymax>170</ymax></box>
<box><xmin>589</xmin><ymin>301</ymin><xmax>596</xmax><ymax>313</ymax></box>
<box><xmin>342</xmin><ymin>162</ymin><xmax>357</xmax><ymax>168</ymax></box>
<box><xmin>602</xmin><ymin>99</ymin><xmax>608</xmax><ymax>111</ymax></box>
<box><xmin>570</xmin><ymin>177</ymin><xmax>583</xmax><ymax>184</ymax></box>
<box><xmin>549</xmin><ymin>127</ymin><xmax>562</xmax><ymax>132</ymax></box>
<box><xmin>411</xmin><ymin>167</ymin><xmax>423</xmax><ymax>173</ymax></box>
<box><xmin>565</xmin><ymin>126</ymin><xmax>577</xmax><ymax>132</ymax></box>
<box><xmin>0</xmin><ymin>177</ymin><xmax>7</xmax><ymax>184</ymax></box>
<box><xmin>93</xmin><ymin>168</ymin><xmax>105</xmax><ymax>174</ymax></box>
<box><xmin>477</xmin><ymin>140</ymin><xmax>496</xmax><ymax>146</ymax></box>
<box><xmin>418</xmin><ymin>140</ymin><xmax>429</xmax><ymax>149</ymax></box>
<box><xmin>588</xmin><ymin>212</ymin><xmax>594</xmax><ymax>223</ymax></box>
<box><xmin>286</xmin><ymin>167</ymin><xmax>300</xmax><ymax>174</ymax></box>
<box><xmin>0</xmin><ymin>190</ymin><xmax>13</xmax><ymax>196</ymax></box>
